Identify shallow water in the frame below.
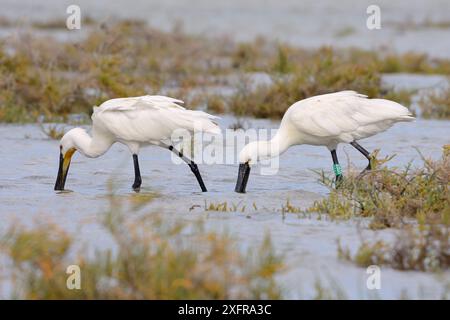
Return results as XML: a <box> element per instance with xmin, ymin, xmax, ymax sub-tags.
<box><xmin>0</xmin><ymin>115</ymin><xmax>449</xmax><ymax>298</ymax></box>
<box><xmin>0</xmin><ymin>0</ymin><xmax>450</xmax><ymax>298</ymax></box>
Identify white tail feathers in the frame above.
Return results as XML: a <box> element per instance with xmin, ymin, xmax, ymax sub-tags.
<box><xmin>181</xmin><ymin>109</ymin><xmax>221</xmax><ymax>135</ymax></box>
<box><xmin>397</xmin><ymin>114</ymin><xmax>415</xmax><ymax>122</ymax></box>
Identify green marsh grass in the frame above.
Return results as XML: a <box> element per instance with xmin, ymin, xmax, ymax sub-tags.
<box><xmin>320</xmin><ymin>147</ymin><xmax>449</xmax><ymax>272</ymax></box>
<box><xmin>307</xmin><ymin>147</ymin><xmax>450</xmax><ymax>229</ymax></box>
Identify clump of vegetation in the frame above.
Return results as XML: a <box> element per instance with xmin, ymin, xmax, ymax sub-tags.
<box><xmin>345</xmin><ymin>48</ymin><xmax>450</xmax><ymax>75</ymax></box>
<box><xmin>281</xmin><ymin>199</ymin><xmax>302</xmax><ymax>214</ymax></box>
<box><xmin>229</xmin><ymin>48</ymin><xmax>410</xmax><ymax>119</ymax></box>
<box><xmin>379</xmin><ymin>52</ymin><xmax>450</xmax><ymax>74</ymax></box>
<box><xmin>419</xmin><ymin>85</ymin><xmax>450</xmax><ymax>119</ymax></box>
<box><xmin>308</xmin><ymin>147</ymin><xmax>450</xmax><ymax>229</ymax></box>
<box><xmin>39</xmin><ymin>124</ymin><xmax>67</xmax><ymax>140</ymax></box>
<box><xmin>338</xmin><ymin>224</ymin><xmax>449</xmax><ymax>272</ymax></box>
<box><xmin>0</xmin><ymin>21</ymin><xmax>235</xmax><ymax>122</ymax></box>
<box><xmin>230</xmin><ymin>37</ymin><xmax>270</xmax><ymax>72</ymax></box>
<box><xmin>389</xmin><ymin>18</ymin><xmax>450</xmax><ymax>32</ymax></box>
<box><xmin>1</xmin><ymin>19</ymin><xmax>449</xmax><ymax>122</ymax></box>
<box><xmin>205</xmin><ymin>94</ymin><xmax>226</xmax><ymax>114</ymax></box>
<box><xmin>1</xmin><ymin>193</ymin><xmax>284</xmax><ymax>299</ymax></box>
<box><xmin>203</xmin><ymin>200</ymin><xmax>255</xmax><ymax>213</ymax></box>
<box><xmin>31</xmin><ymin>16</ymin><xmax>96</xmax><ymax>29</ymax></box>
<box><xmin>205</xmin><ymin>201</ymin><xmax>242</xmax><ymax>212</ymax></box>
<box><xmin>228</xmin><ymin>118</ymin><xmax>249</xmax><ymax>130</ymax></box>
<box><xmin>313</xmin><ymin>277</ymin><xmax>348</xmax><ymax>300</ymax></box>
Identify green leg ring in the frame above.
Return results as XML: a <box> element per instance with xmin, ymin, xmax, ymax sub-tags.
<box><xmin>333</xmin><ymin>164</ymin><xmax>342</xmax><ymax>176</ymax></box>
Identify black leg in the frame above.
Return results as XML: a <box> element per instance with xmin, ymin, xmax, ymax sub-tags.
<box><xmin>350</xmin><ymin>141</ymin><xmax>372</xmax><ymax>172</ymax></box>
<box><xmin>168</xmin><ymin>145</ymin><xmax>207</xmax><ymax>192</ymax></box>
<box><xmin>331</xmin><ymin>149</ymin><xmax>343</xmax><ymax>184</ymax></box>
<box><xmin>132</xmin><ymin>154</ymin><xmax>142</xmax><ymax>191</ymax></box>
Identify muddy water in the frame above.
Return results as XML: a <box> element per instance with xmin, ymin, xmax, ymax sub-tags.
<box><xmin>0</xmin><ymin>115</ymin><xmax>449</xmax><ymax>298</ymax></box>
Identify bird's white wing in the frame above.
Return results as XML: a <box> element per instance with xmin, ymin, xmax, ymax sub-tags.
<box><xmin>94</xmin><ymin>95</ymin><xmax>186</xmax><ymax>113</ymax></box>
<box><xmin>289</xmin><ymin>91</ymin><xmax>413</xmax><ymax>139</ymax></box>
<box><xmin>92</xmin><ymin>95</ymin><xmax>220</xmax><ymax>143</ymax></box>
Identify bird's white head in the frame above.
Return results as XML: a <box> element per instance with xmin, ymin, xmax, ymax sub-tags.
<box><xmin>54</xmin><ymin>128</ymin><xmax>88</xmax><ymax>191</ymax></box>
<box><xmin>238</xmin><ymin>141</ymin><xmax>259</xmax><ymax>165</ymax></box>
<box><xmin>235</xmin><ymin>136</ymin><xmax>287</xmax><ymax>193</ymax></box>
<box><xmin>60</xmin><ymin>128</ymin><xmax>88</xmax><ymax>155</ymax></box>
<box><xmin>235</xmin><ymin>141</ymin><xmax>265</xmax><ymax>194</ymax></box>
<box><xmin>238</xmin><ymin>139</ymin><xmax>279</xmax><ymax>165</ymax></box>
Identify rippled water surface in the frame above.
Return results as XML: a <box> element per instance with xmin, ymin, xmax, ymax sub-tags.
<box><xmin>0</xmin><ymin>0</ymin><xmax>449</xmax><ymax>299</ymax></box>
<box><xmin>1</xmin><ymin>115</ymin><xmax>449</xmax><ymax>298</ymax></box>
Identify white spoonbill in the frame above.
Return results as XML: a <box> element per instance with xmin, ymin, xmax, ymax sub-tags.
<box><xmin>235</xmin><ymin>91</ymin><xmax>415</xmax><ymax>193</ymax></box>
<box><xmin>54</xmin><ymin>95</ymin><xmax>220</xmax><ymax>192</ymax></box>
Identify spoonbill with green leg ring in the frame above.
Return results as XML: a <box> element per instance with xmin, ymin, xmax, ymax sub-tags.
<box><xmin>235</xmin><ymin>91</ymin><xmax>414</xmax><ymax>193</ymax></box>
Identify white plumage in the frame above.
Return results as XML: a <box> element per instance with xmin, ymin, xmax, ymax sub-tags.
<box><xmin>92</xmin><ymin>95</ymin><xmax>220</xmax><ymax>146</ymax></box>
<box><xmin>235</xmin><ymin>91</ymin><xmax>415</xmax><ymax>193</ymax></box>
<box><xmin>283</xmin><ymin>90</ymin><xmax>414</xmax><ymax>148</ymax></box>
<box><xmin>55</xmin><ymin>95</ymin><xmax>220</xmax><ymax>192</ymax></box>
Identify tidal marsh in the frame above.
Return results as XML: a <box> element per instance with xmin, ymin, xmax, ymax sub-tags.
<box><xmin>1</xmin><ymin>20</ymin><xmax>450</xmax><ymax>123</ymax></box>
<box><xmin>1</xmin><ymin>4</ymin><xmax>450</xmax><ymax>299</ymax></box>
<box><xmin>307</xmin><ymin>147</ymin><xmax>450</xmax><ymax>229</ymax></box>
<box><xmin>0</xmin><ymin>116</ymin><xmax>448</xmax><ymax>299</ymax></box>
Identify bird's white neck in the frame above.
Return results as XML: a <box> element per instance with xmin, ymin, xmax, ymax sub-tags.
<box><xmin>243</xmin><ymin>131</ymin><xmax>292</xmax><ymax>164</ymax></box>
<box><xmin>65</xmin><ymin>128</ymin><xmax>114</xmax><ymax>158</ymax></box>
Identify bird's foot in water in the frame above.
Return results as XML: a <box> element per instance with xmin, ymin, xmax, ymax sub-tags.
<box><xmin>132</xmin><ymin>179</ymin><xmax>142</xmax><ymax>193</ymax></box>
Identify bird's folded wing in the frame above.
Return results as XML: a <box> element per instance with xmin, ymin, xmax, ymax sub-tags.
<box><xmin>95</xmin><ymin>95</ymin><xmax>186</xmax><ymax>113</ymax></box>
<box><xmin>291</xmin><ymin>91</ymin><xmax>412</xmax><ymax>138</ymax></box>
<box><xmin>92</xmin><ymin>95</ymin><xmax>220</xmax><ymax>142</ymax></box>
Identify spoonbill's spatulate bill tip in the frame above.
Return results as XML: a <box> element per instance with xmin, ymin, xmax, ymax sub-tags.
<box><xmin>54</xmin><ymin>95</ymin><xmax>220</xmax><ymax>192</ymax></box>
<box><xmin>235</xmin><ymin>162</ymin><xmax>251</xmax><ymax>193</ymax></box>
<box><xmin>54</xmin><ymin>147</ymin><xmax>76</xmax><ymax>191</ymax></box>
<box><xmin>235</xmin><ymin>90</ymin><xmax>415</xmax><ymax>193</ymax></box>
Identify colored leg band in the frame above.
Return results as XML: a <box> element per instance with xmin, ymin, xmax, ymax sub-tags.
<box><xmin>333</xmin><ymin>164</ymin><xmax>342</xmax><ymax>176</ymax></box>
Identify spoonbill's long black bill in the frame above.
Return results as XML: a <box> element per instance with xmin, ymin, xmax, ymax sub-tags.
<box><xmin>235</xmin><ymin>162</ymin><xmax>250</xmax><ymax>193</ymax></box>
<box><xmin>54</xmin><ymin>151</ymin><xmax>73</xmax><ymax>191</ymax></box>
